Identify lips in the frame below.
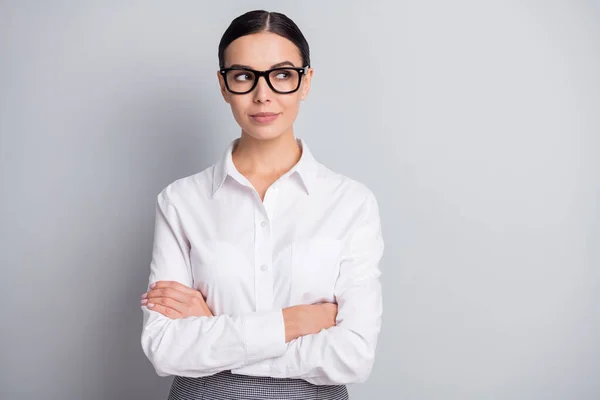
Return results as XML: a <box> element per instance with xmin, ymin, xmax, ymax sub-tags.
<box><xmin>249</xmin><ymin>112</ymin><xmax>280</xmax><ymax>124</ymax></box>
<box><xmin>251</xmin><ymin>112</ymin><xmax>278</xmax><ymax>117</ymax></box>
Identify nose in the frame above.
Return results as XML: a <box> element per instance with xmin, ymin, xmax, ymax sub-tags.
<box><xmin>252</xmin><ymin>75</ymin><xmax>272</xmax><ymax>103</ymax></box>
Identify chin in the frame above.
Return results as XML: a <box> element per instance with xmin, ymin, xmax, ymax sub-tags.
<box><xmin>243</xmin><ymin>126</ymin><xmax>286</xmax><ymax>141</ymax></box>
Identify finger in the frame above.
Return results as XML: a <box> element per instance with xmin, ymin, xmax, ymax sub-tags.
<box><xmin>146</xmin><ymin>303</ymin><xmax>183</xmax><ymax>319</ymax></box>
<box><xmin>150</xmin><ymin>280</ymin><xmax>197</xmax><ymax>295</ymax></box>
<box><xmin>146</xmin><ymin>287</ymin><xmax>189</xmax><ymax>303</ymax></box>
<box><xmin>147</xmin><ymin>296</ymin><xmax>189</xmax><ymax>315</ymax></box>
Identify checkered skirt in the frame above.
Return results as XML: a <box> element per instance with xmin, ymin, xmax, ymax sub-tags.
<box><xmin>168</xmin><ymin>370</ymin><xmax>349</xmax><ymax>400</ymax></box>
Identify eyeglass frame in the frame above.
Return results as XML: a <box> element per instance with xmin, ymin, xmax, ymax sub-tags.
<box><xmin>219</xmin><ymin>65</ymin><xmax>310</xmax><ymax>95</ymax></box>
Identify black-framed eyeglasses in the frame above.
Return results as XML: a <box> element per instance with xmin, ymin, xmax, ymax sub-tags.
<box><xmin>219</xmin><ymin>66</ymin><xmax>309</xmax><ymax>95</ymax></box>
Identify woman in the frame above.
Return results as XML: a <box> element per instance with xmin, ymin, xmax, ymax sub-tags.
<box><xmin>140</xmin><ymin>9</ymin><xmax>384</xmax><ymax>400</ymax></box>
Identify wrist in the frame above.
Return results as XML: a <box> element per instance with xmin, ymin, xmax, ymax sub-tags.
<box><xmin>282</xmin><ymin>306</ymin><xmax>304</xmax><ymax>342</ymax></box>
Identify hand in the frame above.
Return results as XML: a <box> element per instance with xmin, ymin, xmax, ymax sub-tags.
<box><xmin>282</xmin><ymin>303</ymin><xmax>338</xmax><ymax>342</ymax></box>
<box><xmin>141</xmin><ymin>280</ymin><xmax>213</xmax><ymax>319</ymax></box>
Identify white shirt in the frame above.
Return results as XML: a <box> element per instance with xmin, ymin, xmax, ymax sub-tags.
<box><xmin>140</xmin><ymin>137</ymin><xmax>384</xmax><ymax>385</ymax></box>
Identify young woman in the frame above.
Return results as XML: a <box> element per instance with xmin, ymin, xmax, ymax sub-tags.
<box><xmin>140</xmin><ymin>10</ymin><xmax>384</xmax><ymax>400</ymax></box>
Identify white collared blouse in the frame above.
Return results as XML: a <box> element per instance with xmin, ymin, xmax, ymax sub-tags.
<box><xmin>140</xmin><ymin>137</ymin><xmax>384</xmax><ymax>385</ymax></box>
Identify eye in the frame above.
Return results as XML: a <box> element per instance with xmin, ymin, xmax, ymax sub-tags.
<box><xmin>233</xmin><ymin>72</ymin><xmax>253</xmax><ymax>81</ymax></box>
<box><xmin>274</xmin><ymin>71</ymin><xmax>291</xmax><ymax>80</ymax></box>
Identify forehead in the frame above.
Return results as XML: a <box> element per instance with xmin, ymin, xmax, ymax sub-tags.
<box><xmin>223</xmin><ymin>32</ymin><xmax>303</xmax><ymax>69</ymax></box>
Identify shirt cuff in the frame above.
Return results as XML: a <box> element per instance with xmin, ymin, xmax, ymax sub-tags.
<box><xmin>243</xmin><ymin>309</ymin><xmax>286</xmax><ymax>364</ymax></box>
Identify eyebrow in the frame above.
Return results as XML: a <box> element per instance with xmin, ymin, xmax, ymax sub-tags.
<box><xmin>227</xmin><ymin>61</ymin><xmax>297</xmax><ymax>69</ymax></box>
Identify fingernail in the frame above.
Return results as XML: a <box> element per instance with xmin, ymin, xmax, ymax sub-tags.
<box><xmin>141</xmin><ymin>299</ymin><xmax>148</xmax><ymax>305</ymax></box>
<box><xmin>141</xmin><ymin>293</ymin><xmax>147</xmax><ymax>299</ymax></box>
<box><xmin>147</xmin><ymin>303</ymin><xmax>154</xmax><ymax>308</ymax></box>
<box><xmin>149</xmin><ymin>283</ymin><xmax>156</xmax><ymax>289</ymax></box>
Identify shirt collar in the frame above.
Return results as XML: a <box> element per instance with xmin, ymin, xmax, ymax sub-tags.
<box><xmin>212</xmin><ymin>137</ymin><xmax>318</xmax><ymax>197</ymax></box>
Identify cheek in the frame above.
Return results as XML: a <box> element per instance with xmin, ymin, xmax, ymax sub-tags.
<box><xmin>228</xmin><ymin>97</ymin><xmax>250</xmax><ymax>120</ymax></box>
<box><xmin>281</xmin><ymin>97</ymin><xmax>301</xmax><ymax>121</ymax></box>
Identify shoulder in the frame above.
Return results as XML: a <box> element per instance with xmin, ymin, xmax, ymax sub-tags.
<box><xmin>155</xmin><ymin>164</ymin><xmax>215</xmax><ymax>207</ymax></box>
<box><xmin>314</xmin><ymin>162</ymin><xmax>379</xmax><ymax>210</ymax></box>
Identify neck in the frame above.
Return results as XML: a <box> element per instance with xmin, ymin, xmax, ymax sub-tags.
<box><xmin>232</xmin><ymin>130</ymin><xmax>302</xmax><ymax>178</ymax></box>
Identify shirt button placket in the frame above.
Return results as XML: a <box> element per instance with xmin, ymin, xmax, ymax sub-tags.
<box><xmin>254</xmin><ymin>207</ymin><xmax>274</xmax><ymax>312</ymax></box>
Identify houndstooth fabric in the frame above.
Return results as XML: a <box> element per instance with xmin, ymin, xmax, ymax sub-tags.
<box><xmin>167</xmin><ymin>370</ymin><xmax>349</xmax><ymax>400</ymax></box>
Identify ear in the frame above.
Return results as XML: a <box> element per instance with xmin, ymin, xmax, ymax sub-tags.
<box><xmin>217</xmin><ymin>70</ymin><xmax>230</xmax><ymax>104</ymax></box>
<box><xmin>300</xmin><ymin>67</ymin><xmax>313</xmax><ymax>101</ymax></box>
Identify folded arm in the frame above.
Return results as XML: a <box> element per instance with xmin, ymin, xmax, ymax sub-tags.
<box><xmin>140</xmin><ymin>192</ymin><xmax>287</xmax><ymax>377</ymax></box>
<box><xmin>231</xmin><ymin>191</ymin><xmax>385</xmax><ymax>385</ymax></box>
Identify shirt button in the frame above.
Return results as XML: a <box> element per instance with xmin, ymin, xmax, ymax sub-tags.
<box><xmin>260</xmin><ymin>220</ymin><xmax>267</xmax><ymax>228</ymax></box>
<box><xmin>260</xmin><ymin>264</ymin><xmax>268</xmax><ymax>272</ymax></box>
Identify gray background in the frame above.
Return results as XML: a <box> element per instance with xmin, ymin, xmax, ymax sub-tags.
<box><xmin>1</xmin><ymin>1</ymin><xmax>599</xmax><ymax>399</ymax></box>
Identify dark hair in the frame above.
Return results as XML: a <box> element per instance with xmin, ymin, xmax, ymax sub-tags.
<box><xmin>218</xmin><ymin>10</ymin><xmax>310</xmax><ymax>69</ymax></box>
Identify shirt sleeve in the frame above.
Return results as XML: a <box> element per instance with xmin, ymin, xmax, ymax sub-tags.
<box><xmin>230</xmin><ymin>191</ymin><xmax>384</xmax><ymax>385</ymax></box>
<box><xmin>140</xmin><ymin>191</ymin><xmax>287</xmax><ymax>378</ymax></box>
